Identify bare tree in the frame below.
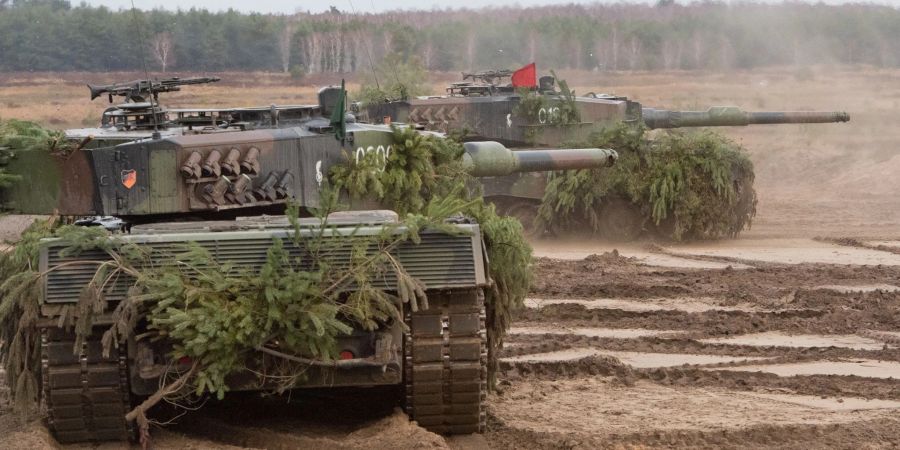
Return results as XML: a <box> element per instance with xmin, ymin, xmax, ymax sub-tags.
<box><xmin>692</xmin><ymin>31</ymin><xmax>704</xmax><ymax>70</ymax></box>
<box><xmin>571</xmin><ymin>39</ymin><xmax>583</xmax><ymax>69</ymax></box>
<box><xmin>528</xmin><ymin>31</ymin><xmax>537</xmax><ymax>62</ymax></box>
<box><xmin>611</xmin><ymin>25</ymin><xmax>619</xmax><ymax>71</ymax></box>
<box><xmin>422</xmin><ymin>38</ymin><xmax>434</xmax><ymax>70</ymax></box>
<box><xmin>301</xmin><ymin>32</ymin><xmax>323</xmax><ymax>73</ymax></box>
<box><xmin>151</xmin><ymin>32</ymin><xmax>175</xmax><ymax>73</ymax></box>
<box><xmin>626</xmin><ymin>36</ymin><xmax>642</xmax><ymax>70</ymax></box>
<box><xmin>717</xmin><ymin>35</ymin><xmax>734</xmax><ymax>70</ymax></box>
<box><xmin>351</xmin><ymin>30</ymin><xmax>373</xmax><ymax>73</ymax></box>
<box><xmin>661</xmin><ymin>40</ymin><xmax>682</xmax><ymax>70</ymax></box>
<box><xmin>465</xmin><ymin>33</ymin><xmax>476</xmax><ymax>71</ymax></box>
<box><xmin>279</xmin><ymin>24</ymin><xmax>294</xmax><ymax>73</ymax></box>
<box><xmin>593</xmin><ymin>40</ymin><xmax>607</xmax><ymax>70</ymax></box>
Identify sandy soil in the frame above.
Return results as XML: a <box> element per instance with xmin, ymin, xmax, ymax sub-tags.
<box><xmin>2</xmin><ymin>66</ymin><xmax>899</xmax><ymax>448</ymax></box>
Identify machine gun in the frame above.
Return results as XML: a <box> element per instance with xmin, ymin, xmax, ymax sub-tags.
<box><xmin>88</xmin><ymin>76</ymin><xmax>221</xmax><ymax>103</ymax></box>
<box><xmin>461</xmin><ymin>69</ymin><xmax>513</xmax><ymax>86</ymax></box>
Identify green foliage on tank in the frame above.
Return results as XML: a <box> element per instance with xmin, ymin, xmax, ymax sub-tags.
<box><xmin>538</xmin><ymin>124</ymin><xmax>757</xmax><ymax>241</ymax></box>
<box><xmin>0</xmin><ymin>217</ymin><xmax>61</xmax><ymax>417</ymax></box>
<box><xmin>331</xmin><ymin>126</ymin><xmax>532</xmax><ymax>383</ymax></box>
<box><xmin>0</xmin><ymin>120</ymin><xmax>77</xmax><ymax>214</ymax></box>
<box><xmin>0</xmin><ymin>120</ymin><xmax>67</xmax><ymax>187</ymax></box>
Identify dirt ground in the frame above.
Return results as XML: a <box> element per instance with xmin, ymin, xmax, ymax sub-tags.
<box><xmin>1</xmin><ymin>66</ymin><xmax>900</xmax><ymax>448</ymax></box>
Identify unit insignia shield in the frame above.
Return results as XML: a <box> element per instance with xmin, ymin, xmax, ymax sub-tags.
<box><xmin>121</xmin><ymin>169</ymin><xmax>137</xmax><ymax>189</ymax></box>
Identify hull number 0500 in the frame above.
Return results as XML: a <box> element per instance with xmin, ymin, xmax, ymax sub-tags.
<box><xmin>355</xmin><ymin>145</ymin><xmax>392</xmax><ymax>171</ymax></box>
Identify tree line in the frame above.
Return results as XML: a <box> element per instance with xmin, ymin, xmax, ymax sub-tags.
<box><xmin>1</xmin><ymin>0</ymin><xmax>899</xmax><ymax>73</ymax></box>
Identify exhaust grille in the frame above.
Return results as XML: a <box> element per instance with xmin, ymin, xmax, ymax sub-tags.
<box><xmin>42</xmin><ymin>225</ymin><xmax>485</xmax><ymax>304</ymax></box>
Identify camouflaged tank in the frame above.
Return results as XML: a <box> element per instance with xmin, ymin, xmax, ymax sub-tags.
<box><xmin>364</xmin><ymin>69</ymin><xmax>850</xmax><ymax>239</ymax></box>
<box><xmin>2</xmin><ymin>85</ymin><xmax>617</xmax><ymax>444</ymax></box>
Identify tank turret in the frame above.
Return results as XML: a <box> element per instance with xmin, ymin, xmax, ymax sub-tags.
<box><xmin>366</xmin><ymin>70</ymin><xmax>851</xmax><ymax>148</ymax></box>
<box><xmin>0</xmin><ymin>122</ymin><xmax>618</xmax><ymax>221</ymax></box>
<box><xmin>642</xmin><ymin>106</ymin><xmax>850</xmax><ymax>129</ymax></box>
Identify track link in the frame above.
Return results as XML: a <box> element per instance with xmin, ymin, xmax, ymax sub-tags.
<box><xmin>41</xmin><ymin>327</ymin><xmax>135</xmax><ymax>443</ymax></box>
<box><xmin>404</xmin><ymin>288</ymin><xmax>487</xmax><ymax>434</ymax></box>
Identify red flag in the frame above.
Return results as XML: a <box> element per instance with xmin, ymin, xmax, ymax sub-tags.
<box><xmin>511</xmin><ymin>63</ymin><xmax>537</xmax><ymax>89</ymax></box>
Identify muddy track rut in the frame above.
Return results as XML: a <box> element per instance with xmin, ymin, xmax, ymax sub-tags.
<box><xmin>491</xmin><ymin>247</ymin><xmax>900</xmax><ymax>448</ymax></box>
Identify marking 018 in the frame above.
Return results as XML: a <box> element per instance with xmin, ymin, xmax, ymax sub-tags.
<box><xmin>538</xmin><ymin>107</ymin><xmax>561</xmax><ymax>124</ymax></box>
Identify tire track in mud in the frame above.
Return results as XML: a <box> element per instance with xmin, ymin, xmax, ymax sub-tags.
<box><xmin>532</xmin><ymin>255</ymin><xmax>900</xmax><ymax>305</ymax></box>
<box><xmin>643</xmin><ymin>243</ymin><xmax>775</xmax><ymax>269</ymax></box>
<box><xmin>488</xmin><ymin>251</ymin><xmax>900</xmax><ymax>448</ymax></box>
<box><xmin>502</xmin><ymin>334</ymin><xmax>900</xmax><ymax>362</ymax></box>
<box><xmin>487</xmin><ymin>417</ymin><xmax>900</xmax><ymax>449</ymax></box>
<box><xmin>514</xmin><ymin>303</ymin><xmax>900</xmax><ymax>337</ymax></box>
<box><xmin>817</xmin><ymin>236</ymin><xmax>900</xmax><ymax>256</ymax></box>
<box><xmin>501</xmin><ymin>356</ymin><xmax>900</xmax><ymax>401</ymax></box>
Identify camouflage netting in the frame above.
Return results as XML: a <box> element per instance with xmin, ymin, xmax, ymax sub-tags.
<box><xmin>538</xmin><ymin>124</ymin><xmax>757</xmax><ymax>240</ymax></box>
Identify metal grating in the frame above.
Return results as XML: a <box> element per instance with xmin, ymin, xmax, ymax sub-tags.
<box><xmin>42</xmin><ymin>225</ymin><xmax>484</xmax><ymax>304</ymax></box>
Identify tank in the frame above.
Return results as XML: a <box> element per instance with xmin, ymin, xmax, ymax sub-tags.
<box><xmin>0</xmin><ymin>88</ymin><xmax>617</xmax><ymax>444</ymax></box>
<box><xmin>364</xmin><ymin>69</ymin><xmax>850</xmax><ymax>239</ymax></box>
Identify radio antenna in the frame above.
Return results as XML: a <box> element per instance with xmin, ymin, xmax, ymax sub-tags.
<box><xmin>348</xmin><ymin>0</ymin><xmax>380</xmax><ymax>91</ymax></box>
<box><xmin>129</xmin><ymin>0</ymin><xmax>161</xmax><ymax>139</ymax></box>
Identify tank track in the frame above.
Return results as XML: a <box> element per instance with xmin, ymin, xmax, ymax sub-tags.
<box><xmin>41</xmin><ymin>327</ymin><xmax>135</xmax><ymax>443</ymax></box>
<box><xmin>404</xmin><ymin>288</ymin><xmax>487</xmax><ymax>434</ymax></box>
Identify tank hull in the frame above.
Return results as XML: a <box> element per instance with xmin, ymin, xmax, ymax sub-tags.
<box><xmin>38</xmin><ymin>214</ymin><xmax>489</xmax><ymax>441</ymax></box>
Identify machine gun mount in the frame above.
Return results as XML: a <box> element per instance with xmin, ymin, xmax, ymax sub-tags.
<box><xmin>88</xmin><ymin>76</ymin><xmax>221</xmax><ymax>104</ymax></box>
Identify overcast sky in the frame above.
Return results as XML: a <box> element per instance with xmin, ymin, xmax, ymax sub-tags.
<box><xmin>78</xmin><ymin>0</ymin><xmax>900</xmax><ymax>15</ymax></box>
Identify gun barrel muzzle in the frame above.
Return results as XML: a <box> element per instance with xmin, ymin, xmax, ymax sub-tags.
<box><xmin>744</xmin><ymin>111</ymin><xmax>850</xmax><ymax>124</ymax></box>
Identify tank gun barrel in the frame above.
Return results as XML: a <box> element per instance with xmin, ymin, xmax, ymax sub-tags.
<box><xmin>642</xmin><ymin>106</ymin><xmax>850</xmax><ymax>129</ymax></box>
<box><xmin>462</xmin><ymin>142</ymin><xmax>617</xmax><ymax>177</ymax></box>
